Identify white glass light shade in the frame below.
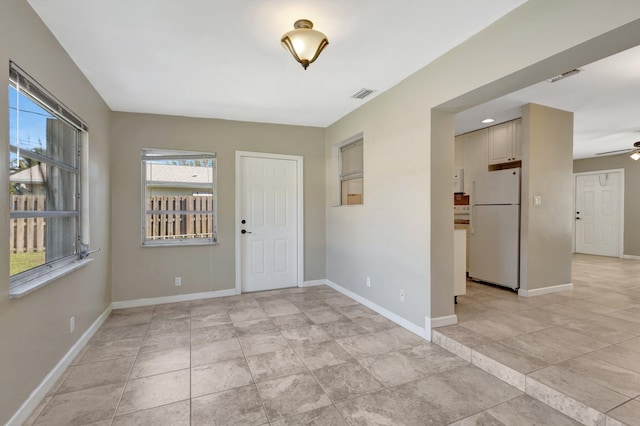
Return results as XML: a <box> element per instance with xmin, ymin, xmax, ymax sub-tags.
<box><xmin>281</xmin><ymin>19</ymin><xmax>328</xmax><ymax>70</ymax></box>
<box><xmin>631</xmin><ymin>151</ymin><xmax>640</xmax><ymax>161</ymax></box>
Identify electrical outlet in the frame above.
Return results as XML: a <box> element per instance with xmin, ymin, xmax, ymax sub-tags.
<box><xmin>175</xmin><ymin>276</ymin><xmax>182</xmax><ymax>286</ymax></box>
<box><xmin>399</xmin><ymin>289</ymin><xmax>405</xmax><ymax>303</ymax></box>
<box><xmin>366</xmin><ymin>277</ymin><xmax>371</xmax><ymax>288</ymax></box>
<box><xmin>70</xmin><ymin>316</ymin><xmax>75</xmax><ymax>333</ymax></box>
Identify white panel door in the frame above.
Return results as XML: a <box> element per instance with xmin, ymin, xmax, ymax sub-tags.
<box><xmin>575</xmin><ymin>172</ymin><xmax>621</xmax><ymax>257</ymax></box>
<box><xmin>240</xmin><ymin>156</ymin><xmax>298</xmax><ymax>292</ymax></box>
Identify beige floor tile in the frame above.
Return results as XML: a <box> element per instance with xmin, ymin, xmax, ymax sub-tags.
<box><xmin>359</xmin><ymin>351</ymin><xmax>425</xmax><ymax>387</ymax></box>
<box><xmin>335</xmin><ymin>333</ymin><xmax>395</xmax><ymax>358</ymax></box>
<box><xmin>146</xmin><ymin>318</ymin><xmax>190</xmax><ymax>336</ymax></box>
<box><xmin>606</xmin><ymin>306</ymin><xmax>640</xmax><ymax>324</ymax></box>
<box><xmin>336</xmin><ymin>304</ymin><xmax>376</xmax><ymax>319</ymax></box>
<box><xmin>459</xmin><ymin>318</ymin><xmax>525</xmax><ymax>341</ymax></box>
<box><xmin>583</xmin><ymin>344</ymin><xmax>640</xmax><ymax>374</ymax></box>
<box><xmin>336</xmin><ymin>388</ymin><xmax>422</xmax><ymax>425</ymax></box>
<box><xmin>353</xmin><ymin>314</ymin><xmax>397</xmax><ymax>332</ymax></box>
<box><xmin>35</xmin><ymin>383</ymin><xmax>124</xmax><ymax>425</ymax></box>
<box><xmin>527</xmin><ymin>365</ymin><xmax>629</xmax><ymax>413</ymax></box>
<box><xmin>112</xmin><ymin>400</ymin><xmax>190</xmax><ymax>426</ymax></box>
<box><xmin>292</xmin><ymin>340</ymin><xmax>354</xmax><ymax>370</ymax></box>
<box><xmin>139</xmin><ymin>332</ymin><xmax>190</xmax><ymax>354</ymax></box>
<box><xmin>472</xmin><ymin>342</ymin><xmax>547</xmax><ymax>374</ymax></box>
<box><xmin>320</xmin><ymin>319</ymin><xmax>368</xmax><ymax>339</ymax></box>
<box><xmin>270</xmin><ymin>404</ymin><xmax>348</xmax><ymax>426</ymax></box>
<box><xmin>77</xmin><ymin>337</ymin><xmax>142</xmax><ymax>364</ymax></box>
<box><xmin>228</xmin><ymin>307</ymin><xmax>269</xmax><ymax>323</ymax></box>
<box><xmin>394</xmin><ymin>374</ymin><xmax>483</xmax><ymax>425</ymax></box>
<box><xmin>191</xmin><ymin>358</ymin><xmax>254</xmax><ymax>397</ymax></box>
<box><xmin>607</xmin><ymin>398</ymin><xmax>640</xmax><ymax>426</ymax></box>
<box><xmin>190</xmin><ymin>323</ymin><xmax>236</xmax><ymax>346</ymax></box>
<box><xmin>271</xmin><ymin>313</ymin><xmax>314</xmax><ymax>330</ymax></box>
<box><xmin>487</xmin><ymin>395</ymin><xmax>581</xmax><ymax>426</ymax></box>
<box><xmin>191</xmin><ymin>384</ymin><xmax>268</xmax><ymax>426</ymax></box>
<box><xmin>561</xmin><ymin>353</ymin><xmax>640</xmax><ymax>398</ymax></box>
<box><xmin>312</xmin><ymin>361</ymin><xmax>383</xmax><ymax>402</ymax></box>
<box><xmin>246</xmin><ymin>348</ymin><xmax>307</xmax><ymax>382</ymax></box>
<box><xmin>102</xmin><ymin>310</ymin><xmax>153</xmax><ymax>329</ymax></box>
<box><xmin>233</xmin><ymin>317</ymin><xmax>277</xmax><ymax>337</ymax></box>
<box><xmin>399</xmin><ymin>343</ymin><xmax>469</xmax><ymax>376</ymax></box>
<box><xmin>293</xmin><ymin>300</ymin><xmax>332</xmax><ymax>312</ymax></box>
<box><xmin>91</xmin><ymin>323</ymin><xmax>148</xmax><ymax>344</ymax></box>
<box><xmin>617</xmin><ymin>335</ymin><xmax>640</xmax><ymax>352</ymax></box>
<box><xmin>116</xmin><ymin>369</ymin><xmax>189</xmax><ymax>416</ymax></box>
<box><xmin>261</xmin><ymin>302</ymin><xmax>302</xmax><ymax>317</ymax></box>
<box><xmin>257</xmin><ymin>372</ymin><xmax>331</xmax><ymax>422</ymax></box>
<box><xmin>304</xmin><ymin>308</ymin><xmax>348</xmax><ymax>324</ymax></box>
<box><xmin>57</xmin><ymin>356</ymin><xmax>134</xmax><ymax>394</ymax></box>
<box><xmin>500</xmin><ymin>327</ymin><xmax>607</xmax><ymax>364</ymax></box>
<box><xmin>129</xmin><ymin>347</ymin><xmax>190</xmax><ymax>379</ymax></box>
<box><xmin>191</xmin><ymin>337</ymin><xmax>243</xmax><ymax>367</ymax></box>
<box><xmin>448</xmin><ymin>411</ymin><xmax>505</xmax><ymax>426</ymax></box>
<box><xmin>280</xmin><ymin>324</ymin><xmax>332</xmax><ymax>344</ymax></box>
<box><xmin>562</xmin><ymin>319</ymin><xmax>637</xmax><ymax>344</ymax></box>
<box><xmin>432</xmin><ymin>324</ymin><xmax>492</xmax><ymax>348</ymax></box>
<box><xmin>374</xmin><ymin>326</ymin><xmax>425</xmax><ymax>350</ymax></box>
<box><xmin>190</xmin><ymin>312</ymin><xmax>231</xmax><ymax>329</ymax></box>
<box><xmin>239</xmin><ymin>331</ymin><xmax>290</xmax><ymax>356</ymax></box>
<box><xmin>439</xmin><ymin>365</ymin><xmax>523</xmax><ymax>409</ymax></box>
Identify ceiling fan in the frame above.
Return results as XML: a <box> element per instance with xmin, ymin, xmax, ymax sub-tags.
<box><xmin>595</xmin><ymin>141</ymin><xmax>640</xmax><ymax>160</ymax></box>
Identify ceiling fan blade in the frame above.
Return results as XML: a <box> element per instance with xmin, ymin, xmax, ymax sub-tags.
<box><xmin>595</xmin><ymin>148</ymin><xmax>634</xmax><ymax>156</ymax></box>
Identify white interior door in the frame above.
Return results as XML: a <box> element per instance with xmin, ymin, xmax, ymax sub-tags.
<box><xmin>575</xmin><ymin>171</ymin><xmax>622</xmax><ymax>257</ymax></box>
<box><xmin>239</xmin><ymin>154</ymin><xmax>300</xmax><ymax>292</ymax></box>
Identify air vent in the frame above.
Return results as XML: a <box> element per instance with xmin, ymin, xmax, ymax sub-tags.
<box><xmin>547</xmin><ymin>68</ymin><xmax>582</xmax><ymax>83</ymax></box>
<box><xmin>350</xmin><ymin>88</ymin><xmax>377</xmax><ymax>99</ymax></box>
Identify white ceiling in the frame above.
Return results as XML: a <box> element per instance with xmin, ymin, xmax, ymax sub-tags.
<box><xmin>455</xmin><ymin>44</ymin><xmax>640</xmax><ymax>159</ymax></box>
<box><xmin>27</xmin><ymin>0</ymin><xmax>526</xmax><ymax>128</ymax></box>
<box><xmin>27</xmin><ymin>1</ymin><xmax>639</xmax><ymax>159</ymax></box>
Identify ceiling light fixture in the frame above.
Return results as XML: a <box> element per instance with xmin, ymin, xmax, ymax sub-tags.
<box><xmin>481</xmin><ymin>118</ymin><xmax>495</xmax><ymax>124</ymax></box>
<box><xmin>281</xmin><ymin>19</ymin><xmax>328</xmax><ymax>70</ymax></box>
<box><xmin>631</xmin><ymin>151</ymin><xmax>640</xmax><ymax>161</ymax></box>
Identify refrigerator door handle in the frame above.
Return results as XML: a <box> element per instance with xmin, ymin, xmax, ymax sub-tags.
<box><xmin>470</xmin><ymin>205</ymin><xmax>475</xmax><ymax>234</ymax></box>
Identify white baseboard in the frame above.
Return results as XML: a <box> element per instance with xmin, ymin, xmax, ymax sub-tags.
<box><xmin>112</xmin><ymin>288</ymin><xmax>237</xmax><ymax>309</ymax></box>
<box><xmin>325</xmin><ymin>280</ymin><xmax>430</xmax><ymax>341</ymax></box>
<box><xmin>622</xmin><ymin>254</ymin><xmax>640</xmax><ymax>261</ymax></box>
<box><xmin>430</xmin><ymin>314</ymin><xmax>458</xmax><ymax>328</ymax></box>
<box><xmin>302</xmin><ymin>279</ymin><xmax>328</xmax><ymax>287</ymax></box>
<box><xmin>518</xmin><ymin>283</ymin><xmax>573</xmax><ymax>297</ymax></box>
<box><xmin>7</xmin><ymin>304</ymin><xmax>113</xmax><ymax>426</ymax></box>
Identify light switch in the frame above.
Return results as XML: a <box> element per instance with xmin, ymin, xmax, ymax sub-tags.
<box><xmin>534</xmin><ymin>195</ymin><xmax>542</xmax><ymax>206</ymax></box>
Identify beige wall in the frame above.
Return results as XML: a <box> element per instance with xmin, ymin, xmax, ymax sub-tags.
<box><xmin>574</xmin><ymin>153</ymin><xmax>640</xmax><ymax>257</ymax></box>
<box><xmin>520</xmin><ymin>104</ymin><xmax>574</xmax><ymax>291</ymax></box>
<box><xmin>110</xmin><ymin>113</ymin><xmax>325</xmax><ymax>301</ymax></box>
<box><xmin>326</xmin><ymin>1</ymin><xmax>640</xmax><ymax>329</ymax></box>
<box><xmin>0</xmin><ymin>0</ymin><xmax>112</xmax><ymax>423</ymax></box>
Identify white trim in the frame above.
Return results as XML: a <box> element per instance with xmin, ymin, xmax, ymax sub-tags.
<box><xmin>302</xmin><ymin>279</ymin><xmax>328</xmax><ymax>287</ymax></box>
<box><xmin>517</xmin><ymin>283</ymin><xmax>573</xmax><ymax>297</ymax></box>
<box><xmin>6</xmin><ymin>304</ymin><xmax>112</xmax><ymax>426</ymax></box>
<box><xmin>112</xmin><ymin>288</ymin><xmax>237</xmax><ymax>309</ymax></box>
<box><xmin>431</xmin><ymin>314</ymin><xmax>458</xmax><ymax>328</ymax></box>
<box><xmin>622</xmin><ymin>254</ymin><xmax>640</xmax><ymax>261</ymax></box>
<box><xmin>325</xmin><ymin>279</ymin><xmax>430</xmax><ymax>341</ymax></box>
<box><xmin>573</xmin><ymin>169</ymin><xmax>624</xmax><ymax>257</ymax></box>
<box><xmin>235</xmin><ymin>151</ymin><xmax>304</xmax><ymax>295</ymax></box>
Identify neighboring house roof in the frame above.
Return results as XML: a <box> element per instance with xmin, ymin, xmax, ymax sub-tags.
<box><xmin>10</xmin><ymin>165</ymin><xmax>45</xmax><ymax>184</ymax></box>
<box><xmin>146</xmin><ymin>163</ymin><xmax>213</xmax><ymax>186</ymax></box>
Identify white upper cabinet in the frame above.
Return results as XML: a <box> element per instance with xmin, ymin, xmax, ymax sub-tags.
<box><xmin>487</xmin><ymin>119</ymin><xmax>522</xmax><ymax>165</ymax></box>
<box><xmin>462</xmin><ymin>128</ymin><xmax>488</xmax><ymax>196</ymax></box>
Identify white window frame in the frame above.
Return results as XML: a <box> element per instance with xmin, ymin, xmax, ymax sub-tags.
<box><xmin>337</xmin><ymin>133</ymin><xmax>364</xmax><ymax>206</ymax></box>
<box><xmin>8</xmin><ymin>62</ymin><xmax>91</xmax><ymax>297</ymax></box>
<box><xmin>141</xmin><ymin>148</ymin><xmax>217</xmax><ymax>247</ymax></box>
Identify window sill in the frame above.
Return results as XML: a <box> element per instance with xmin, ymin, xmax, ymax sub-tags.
<box><xmin>142</xmin><ymin>240</ymin><xmax>218</xmax><ymax>248</ymax></box>
<box><xmin>9</xmin><ymin>258</ymin><xmax>93</xmax><ymax>299</ymax></box>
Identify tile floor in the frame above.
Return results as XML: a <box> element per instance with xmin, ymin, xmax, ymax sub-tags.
<box><xmin>25</xmin><ymin>282</ymin><xmax>583</xmax><ymax>425</ymax></box>
<box><xmin>433</xmin><ymin>254</ymin><xmax>640</xmax><ymax>426</ymax></box>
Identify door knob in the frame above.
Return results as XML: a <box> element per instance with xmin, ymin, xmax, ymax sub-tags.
<box><xmin>241</xmin><ymin>229</ymin><xmax>252</xmax><ymax>234</ymax></box>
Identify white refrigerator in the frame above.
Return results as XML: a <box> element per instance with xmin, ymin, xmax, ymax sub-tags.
<box><xmin>469</xmin><ymin>168</ymin><xmax>520</xmax><ymax>290</ymax></box>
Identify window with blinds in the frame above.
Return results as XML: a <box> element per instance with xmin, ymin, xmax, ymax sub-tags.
<box><xmin>340</xmin><ymin>139</ymin><xmax>364</xmax><ymax>205</ymax></box>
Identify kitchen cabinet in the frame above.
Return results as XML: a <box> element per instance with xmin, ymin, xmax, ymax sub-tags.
<box><xmin>487</xmin><ymin>119</ymin><xmax>522</xmax><ymax>165</ymax></box>
<box><xmin>462</xmin><ymin>128</ymin><xmax>488</xmax><ymax>197</ymax></box>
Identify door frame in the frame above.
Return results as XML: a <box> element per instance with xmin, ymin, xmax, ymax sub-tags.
<box><xmin>235</xmin><ymin>151</ymin><xmax>304</xmax><ymax>294</ymax></box>
<box><xmin>572</xmin><ymin>168</ymin><xmax>624</xmax><ymax>257</ymax></box>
